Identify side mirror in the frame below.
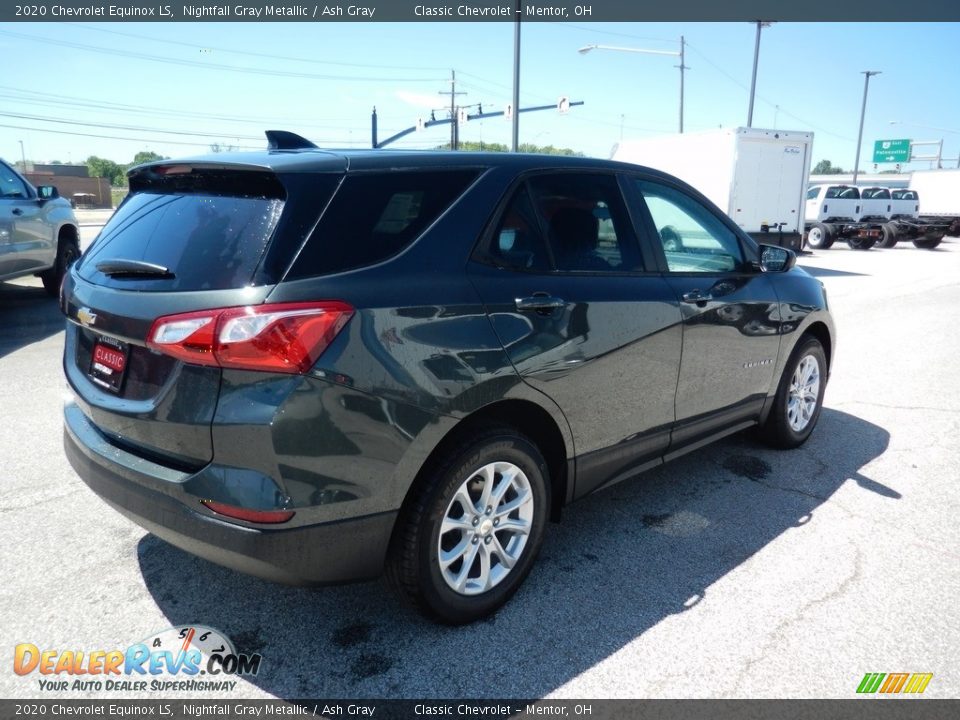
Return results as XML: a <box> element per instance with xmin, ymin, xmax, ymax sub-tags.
<box><xmin>759</xmin><ymin>244</ymin><xmax>796</xmax><ymax>273</ymax></box>
<box><xmin>37</xmin><ymin>185</ymin><xmax>60</xmax><ymax>202</ymax></box>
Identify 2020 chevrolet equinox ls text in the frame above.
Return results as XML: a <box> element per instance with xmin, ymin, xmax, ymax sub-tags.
<box><xmin>61</xmin><ymin>131</ymin><xmax>834</xmax><ymax>624</ymax></box>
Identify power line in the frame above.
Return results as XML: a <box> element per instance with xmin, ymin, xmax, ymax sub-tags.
<box><xmin>0</xmin><ymin>123</ymin><xmax>262</xmax><ymax>150</ymax></box>
<box><xmin>0</xmin><ymin>110</ymin><xmax>264</xmax><ymax>141</ymax></box>
<box><xmin>0</xmin><ymin>87</ymin><xmax>358</xmax><ymax>131</ymax></box>
<box><xmin>0</xmin><ymin>30</ymin><xmax>445</xmax><ymax>83</ymax></box>
<box><xmin>72</xmin><ymin>23</ymin><xmax>447</xmax><ymax>72</ymax></box>
<box><xmin>684</xmin><ymin>42</ymin><xmax>854</xmax><ymax>142</ymax></box>
<box><xmin>1</xmin><ymin>122</ymin><xmax>372</xmax><ymax>151</ymax></box>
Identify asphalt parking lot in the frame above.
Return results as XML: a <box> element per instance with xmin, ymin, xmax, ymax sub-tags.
<box><xmin>2</xmin><ymin>219</ymin><xmax>958</xmax><ymax>700</ymax></box>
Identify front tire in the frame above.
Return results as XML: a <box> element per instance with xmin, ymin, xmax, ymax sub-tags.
<box><xmin>759</xmin><ymin>336</ymin><xmax>827</xmax><ymax>449</ymax></box>
<box><xmin>40</xmin><ymin>235</ymin><xmax>80</xmax><ymax>297</ymax></box>
<box><xmin>386</xmin><ymin>428</ymin><xmax>549</xmax><ymax>624</ymax></box>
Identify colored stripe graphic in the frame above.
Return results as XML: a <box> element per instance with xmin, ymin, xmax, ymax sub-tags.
<box><xmin>903</xmin><ymin>673</ymin><xmax>933</xmax><ymax>694</ymax></box>
<box><xmin>880</xmin><ymin>673</ymin><xmax>909</xmax><ymax>693</ymax></box>
<box><xmin>857</xmin><ymin>672</ymin><xmax>933</xmax><ymax>694</ymax></box>
<box><xmin>857</xmin><ymin>673</ymin><xmax>885</xmax><ymax>693</ymax></box>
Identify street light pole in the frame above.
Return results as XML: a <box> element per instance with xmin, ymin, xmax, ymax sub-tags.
<box><xmin>511</xmin><ymin>1</ymin><xmax>521</xmax><ymax>152</ymax></box>
<box><xmin>747</xmin><ymin>22</ymin><xmax>771</xmax><ymax>128</ymax></box>
<box><xmin>852</xmin><ymin>70</ymin><xmax>881</xmax><ymax>185</ymax></box>
<box><xmin>579</xmin><ymin>40</ymin><xmax>687</xmax><ymax>133</ymax></box>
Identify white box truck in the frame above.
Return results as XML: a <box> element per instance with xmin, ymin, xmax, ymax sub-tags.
<box><xmin>612</xmin><ymin>127</ymin><xmax>813</xmax><ymax>250</ymax></box>
<box><xmin>909</xmin><ymin>169</ymin><xmax>960</xmax><ymax>237</ymax></box>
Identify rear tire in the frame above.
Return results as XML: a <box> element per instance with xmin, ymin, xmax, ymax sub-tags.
<box><xmin>386</xmin><ymin>427</ymin><xmax>549</xmax><ymax>624</ymax></box>
<box><xmin>847</xmin><ymin>236</ymin><xmax>876</xmax><ymax>250</ymax></box>
<box><xmin>913</xmin><ymin>235</ymin><xmax>942</xmax><ymax>249</ymax></box>
<box><xmin>40</xmin><ymin>234</ymin><xmax>81</xmax><ymax>297</ymax></box>
<box><xmin>758</xmin><ymin>335</ymin><xmax>827</xmax><ymax>449</ymax></box>
<box><xmin>805</xmin><ymin>223</ymin><xmax>834</xmax><ymax>250</ymax></box>
<box><xmin>878</xmin><ymin>223</ymin><xmax>899</xmax><ymax>248</ymax></box>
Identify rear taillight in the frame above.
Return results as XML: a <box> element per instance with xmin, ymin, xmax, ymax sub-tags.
<box><xmin>147</xmin><ymin>301</ymin><xmax>353</xmax><ymax>374</ymax></box>
<box><xmin>201</xmin><ymin>500</ymin><xmax>294</xmax><ymax>524</ymax></box>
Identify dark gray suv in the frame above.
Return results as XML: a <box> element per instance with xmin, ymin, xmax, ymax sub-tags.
<box><xmin>62</xmin><ymin>133</ymin><xmax>834</xmax><ymax>623</ymax></box>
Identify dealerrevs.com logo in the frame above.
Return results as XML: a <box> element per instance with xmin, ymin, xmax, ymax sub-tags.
<box><xmin>14</xmin><ymin>626</ymin><xmax>262</xmax><ymax>693</ymax></box>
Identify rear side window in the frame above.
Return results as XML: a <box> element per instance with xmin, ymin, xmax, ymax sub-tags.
<box><xmin>79</xmin><ymin>192</ymin><xmax>284</xmax><ymax>291</ymax></box>
<box><xmin>806</xmin><ymin>187</ymin><xmax>821</xmax><ymax>200</ymax></box>
<box><xmin>287</xmin><ymin>170</ymin><xmax>478</xmax><ymax>279</ymax></box>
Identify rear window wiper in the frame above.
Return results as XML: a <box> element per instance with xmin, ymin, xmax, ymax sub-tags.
<box><xmin>95</xmin><ymin>259</ymin><xmax>175</xmax><ymax>279</ymax></box>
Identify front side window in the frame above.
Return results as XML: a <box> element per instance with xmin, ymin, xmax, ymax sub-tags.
<box><xmin>0</xmin><ymin>162</ymin><xmax>29</xmax><ymax>199</ymax></box>
<box><xmin>636</xmin><ymin>180</ymin><xmax>744</xmax><ymax>273</ymax></box>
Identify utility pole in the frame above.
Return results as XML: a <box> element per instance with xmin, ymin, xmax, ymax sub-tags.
<box><xmin>19</xmin><ymin>140</ymin><xmax>26</xmax><ymax>171</ymax></box>
<box><xmin>438</xmin><ymin>69</ymin><xmax>467</xmax><ymax>150</ymax></box>
<box><xmin>678</xmin><ymin>35</ymin><xmax>687</xmax><ymax>133</ymax></box>
<box><xmin>852</xmin><ymin>70</ymin><xmax>881</xmax><ymax>185</ymax></box>
<box><xmin>511</xmin><ymin>3</ymin><xmax>521</xmax><ymax>152</ymax></box>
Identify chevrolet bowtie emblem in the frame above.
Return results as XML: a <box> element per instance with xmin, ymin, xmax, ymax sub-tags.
<box><xmin>76</xmin><ymin>307</ymin><xmax>98</xmax><ymax>327</ymax></box>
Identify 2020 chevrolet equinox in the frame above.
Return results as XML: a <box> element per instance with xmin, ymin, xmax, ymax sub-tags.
<box><xmin>62</xmin><ymin>132</ymin><xmax>834</xmax><ymax>623</ymax></box>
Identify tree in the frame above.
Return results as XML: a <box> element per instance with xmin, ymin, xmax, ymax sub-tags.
<box><xmin>812</xmin><ymin>159</ymin><xmax>845</xmax><ymax>175</ymax></box>
<box><xmin>86</xmin><ymin>156</ymin><xmax>127</xmax><ymax>186</ymax></box>
<box><xmin>131</xmin><ymin>151</ymin><xmax>166</xmax><ymax>166</ymax></box>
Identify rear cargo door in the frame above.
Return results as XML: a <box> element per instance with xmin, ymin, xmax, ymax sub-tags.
<box><xmin>731</xmin><ymin>138</ymin><xmax>807</xmax><ymax>234</ymax></box>
<box><xmin>62</xmin><ymin>166</ymin><xmax>336</xmax><ymax>469</ymax></box>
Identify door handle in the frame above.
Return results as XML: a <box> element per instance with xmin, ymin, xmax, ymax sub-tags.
<box><xmin>11</xmin><ymin>208</ymin><xmax>23</xmax><ymax>216</ymax></box>
<box><xmin>681</xmin><ymin>289</ymin><xmax>713</xmax><ymax>304</ymax></box>
<box><xmin>515</xmin><ymin>294</ymin><xmax>565</xmax><ymax>313</ymax></box>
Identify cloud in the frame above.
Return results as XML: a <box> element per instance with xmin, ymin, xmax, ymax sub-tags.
<box><xmin>394</xmin><ymin>90</ymin><xmax>443</xmax><ymax>110</ymax></box>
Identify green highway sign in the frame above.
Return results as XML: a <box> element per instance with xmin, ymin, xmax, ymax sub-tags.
<box><xmin>873</xmin><ymin>138</ymin><xmax>911</xmax><ymax>163</ymax></box>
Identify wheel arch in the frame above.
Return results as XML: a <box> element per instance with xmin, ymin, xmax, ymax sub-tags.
<box><xmin>803</xmin><ymin>320</ymin><xmax>833</xmax><ymax>376</ymax></box>
<box><xmin>57</xmin><ymin>222</ymin><xmax>80</xmax><ymax>248</ymax></box>
<box><xmin>394</xmin><ymin>398</ymin><xmax>571</xmax><ymax>529</ymax></box>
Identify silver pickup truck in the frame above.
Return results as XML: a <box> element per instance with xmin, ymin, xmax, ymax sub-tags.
<box><xmin>1</xmin><ymin>158</ymin><xmax>81</xmax><ymax>296</ymax></box>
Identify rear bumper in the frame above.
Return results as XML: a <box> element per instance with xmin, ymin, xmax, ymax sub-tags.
<box><xmin>64</xmin><ymin>403</ymin><xmax>397</xmax><ymax>586</ymax></box>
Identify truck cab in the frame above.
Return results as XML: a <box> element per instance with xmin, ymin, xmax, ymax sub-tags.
<box><xmin>805</xmin><ymin>185</ymin><xmax>860</xmax><ymax>223</ymax></box>
<box><xmin>857</xmin><ymin>187</ymin><xmax>892</xmax><ymax>222</ymax></box>
<box><xmin>889</xmin><ymin>189</ymin><xmax>920</xmax><ymax>220</ymax></box>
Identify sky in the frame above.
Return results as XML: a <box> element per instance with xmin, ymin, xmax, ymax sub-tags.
<box><xmin>2</xmin><ymin>21</ymin><xmax>959</xmax><ymax>173</ymax></box>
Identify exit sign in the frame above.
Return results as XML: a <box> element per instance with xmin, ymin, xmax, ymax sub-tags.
<box><xmin>873</xmin><ymin>139</ymin><xmax>911</xmax><ymax>163</ymax></box>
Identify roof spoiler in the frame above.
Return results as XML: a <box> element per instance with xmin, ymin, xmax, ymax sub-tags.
<box><xmin>265</xmin><ymin>130</ymin><xmax>318</xmax><ymax>151</ymax></box>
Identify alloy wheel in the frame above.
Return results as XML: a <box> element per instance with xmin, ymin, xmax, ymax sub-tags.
<box><xmin>787</xmin><ymin>355</ymin><xmax>821</xmax><ymax>432</ymax></box>
<box><xmin>437</xmin><ymin>461</ymin><xmax>534</xmax><ymax>596</ymax></box>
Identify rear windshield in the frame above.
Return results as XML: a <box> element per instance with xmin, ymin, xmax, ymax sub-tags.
<box><xmin>287</xmin><ymin>169</ymin><xmax>479</xmax><ymax>279</ymax></box>
<box><xmin>825</xmin><ymin>187</ymin><xmax>859</xmax><ymax>199</ymax></box>
<box><xmin>861</xmin><ymin>188</ymin><xmax>890</xmax><ymax>199</ymax></box>
<box><xmin>892</xmin><ymin>190</ymin><xmax>918</xmax><ymax>200</ymax></box>
<box><xmin>79</xmin><ymin>191</ymin><xmax>284</xmax><ymax>291</ymax></box>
